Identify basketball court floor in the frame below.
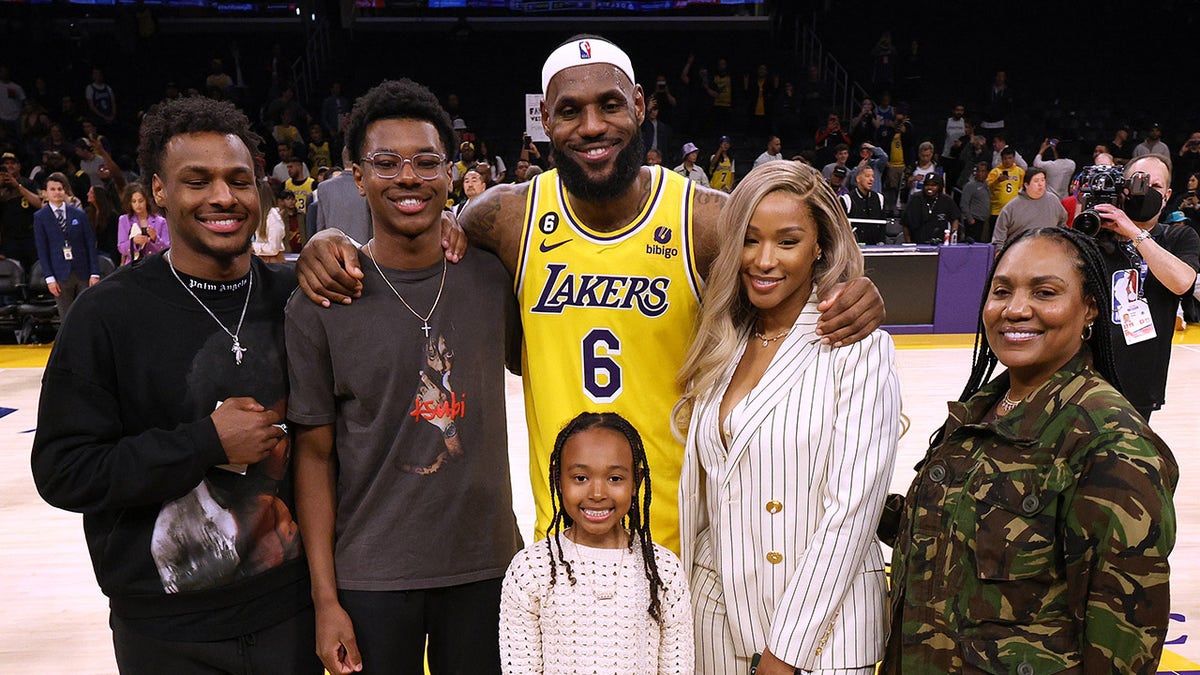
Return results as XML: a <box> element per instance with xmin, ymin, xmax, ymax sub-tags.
<box><xmin>2</xmin><ymin>331</ymin><xmax>1198</xmax><ymax>673</ymax></box>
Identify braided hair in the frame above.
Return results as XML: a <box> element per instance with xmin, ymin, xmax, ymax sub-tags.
<box><xmin>931</xmin><ymin>226</ymin><xmax>1121</xmax><ymax>447</ymax></box>
<box><xmin>545</xmin><ymin>411</ymin><xmax>667</xmax><ymax>623</ymax></box>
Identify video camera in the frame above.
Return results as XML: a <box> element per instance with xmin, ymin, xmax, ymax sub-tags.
<box><xmin>1075</xmin><ymin>165</ymin><xmax>1151</xmax><ymax>236</ymax></box>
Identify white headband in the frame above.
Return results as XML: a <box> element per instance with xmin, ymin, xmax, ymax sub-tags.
<box><xmin>541</xmin><ymin>38</ymin><xmax>636</xmax><ymax>95</ymax></box>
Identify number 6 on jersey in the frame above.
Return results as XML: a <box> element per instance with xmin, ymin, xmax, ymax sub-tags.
<box><xmin>582</xmin><ymin>328</ymin><xmax>622</xmax><ymax>403</ymax></box>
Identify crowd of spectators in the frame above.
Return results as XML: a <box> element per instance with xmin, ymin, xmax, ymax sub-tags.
<box><xmin>631</xmin><ymin>59</ymin><xmax>1199</xmax><ymax>254</ymax></box>
<box><xmin>1</xmin><ymin>34</ymin><xmax>1198</xmax><ymax>298</ymax></box>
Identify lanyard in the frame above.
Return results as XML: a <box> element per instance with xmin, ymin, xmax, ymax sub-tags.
<box><xmin>1121</xmin><ymin>239</ymin><xmax>1150</xmax><ymax>300</ymax></box>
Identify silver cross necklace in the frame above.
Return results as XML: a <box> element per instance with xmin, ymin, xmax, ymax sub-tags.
<box><xmin>368</xmin><ymin>240</ymin><xmax>446</xmax><ymax>338</ymax></box>
<box><xmin>166</xmin><ymin>251</ymin><xmax>253</xmax><ymax>365</ymax></box>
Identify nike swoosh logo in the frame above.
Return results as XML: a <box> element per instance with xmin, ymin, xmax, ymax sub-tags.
<box><xmin>539</xmin><ymin>238</ymin><xmax>572</xmax><ymax>253</ymax></box>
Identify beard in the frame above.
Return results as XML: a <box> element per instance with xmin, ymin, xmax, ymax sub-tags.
<box><xmin>553</xmin><ymin>133</ymin><xmax>645</xmax><ymax>202</ymax></box>
<box><xmin>196</xmin><ymin>232</ymin><xmax>254</xmax><ymax>268</ymax></box>
<box><xmin>172</xmin><ymin>216</ymin><xmax>255</xmax><ymax>271</ymax></box>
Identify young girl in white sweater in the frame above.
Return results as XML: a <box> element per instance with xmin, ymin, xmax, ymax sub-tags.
<box><xmin>499</xmin><ymin>412</ymin><xmax>693</xmax><ymax>674</ymax></box>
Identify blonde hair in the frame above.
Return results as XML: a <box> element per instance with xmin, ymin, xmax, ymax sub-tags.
<box><xmin>255</xmin><ymin>182</ymin><xmax>277</xmax><ymax>244</ymax></box>
<box><xmin>672</xmin><ymin>160</ymin><xmax>863</xmax><ymax>435</ymax></box>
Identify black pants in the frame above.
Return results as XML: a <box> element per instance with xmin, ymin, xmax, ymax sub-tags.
<box><xmin>339</xmin><ymin>577</ymin><xmax>503</xmax><ymax>675</ymax></box>
<box><xmin>964</xmin><ymin>217</ymin><xmax>988</xmax><ymax>244</ymax></box>
<box><xmin>53</xmin><ymin>273</ymin><xmax>88</xmax><ymax>320</ymax></box>
<box><xmin>111</xmin><ymin>606</ymin><xmax>322</xmax><ymax>675</ymax></box>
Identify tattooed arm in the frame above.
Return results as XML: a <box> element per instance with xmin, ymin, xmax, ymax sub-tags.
<box><xmin>459</xmin><ymin>182</ymin><xmax>530</xmax><ymax>277</ymax></box>
<box><xmin>689</xmin><ymin>184</ymin><xmax>729</xmax><ymax>279</ymax></box>
<box><xmin>296</xmin><ymin>210</ymin><xmax>468</xmax><ymax>306</ymax></box>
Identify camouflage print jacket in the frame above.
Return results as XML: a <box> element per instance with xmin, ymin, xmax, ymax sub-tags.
<box><xmin>881</xmin><ymin>352</ymin><xmax>1177</xmax><ymax>674</ymax></box>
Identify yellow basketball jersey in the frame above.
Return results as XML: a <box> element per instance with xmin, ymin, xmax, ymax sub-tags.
<box><xmin>710</xmin><ymin>156</ymin><xmax>735</xmax><ymax>193</ymax></box>
<box><xmin>516</xmin><ymin>166</ymin><xmax>703</xmax><ymax>553</ymax></box>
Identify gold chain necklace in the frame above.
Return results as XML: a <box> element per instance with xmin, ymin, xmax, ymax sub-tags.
<box><xmin>753</xmin><ymin>326</ymin><xmax>791</xmax><ymax>347</ymax></box>
<box><xmin>367</xmin><ymin>240</ymin><xmax>446</xmax><ymax>338</ymax></box>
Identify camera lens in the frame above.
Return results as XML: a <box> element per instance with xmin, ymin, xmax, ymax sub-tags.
<box><xmin>1075</xmin><ymin>210</ymin><xmax>1103</xmax><ymax>237</ymax></box>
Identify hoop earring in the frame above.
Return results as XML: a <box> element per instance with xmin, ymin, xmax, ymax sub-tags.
<box><xmin>1081</xmin><ymin>323</ymin><xmax>1093</xmax><ymax>341</ymax></box>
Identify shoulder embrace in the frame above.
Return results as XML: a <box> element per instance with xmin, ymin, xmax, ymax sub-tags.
<box><xmin>462</xmin><ymin>181</ymin><xmax>528</xmax><ymax>234</ymax></box>
<box><xmin>464</xmin><ymin>244</ymin><xmax>509</xmax><ymax>274</ymax></box>
<box><xmin>476</xmin><ymin>181</ymin><xmax>528</xmax><ymax>213</ymax></box>
<box><xmin>838</xmin><ymin>327</ymin><xmax>896</xmax><ymax>359</ymax></box>
<box><xmin>283</xmin><ymin>282</ymin><xmax>325</xmax><ymax>328</ymax></box>
<box><xmin>256</xmin><ymin>258</ymin><xmax>299</xmax><ymax>295</ymax></box>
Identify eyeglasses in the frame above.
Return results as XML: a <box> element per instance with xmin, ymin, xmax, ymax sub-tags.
<box><xmin>360</xmin><ymin>152</ymin><xmax>446</xmax><ymax>180</ymax></box>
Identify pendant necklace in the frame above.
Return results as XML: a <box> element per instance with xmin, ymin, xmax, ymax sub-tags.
<box><xmin>998</xmin><ymin>389</ymin><xmax>1025</xmax><ymax>414</ymax></box>
<box><xmin>568</xmin><ymin>533</ymin><xmax>627</xmax><ymax>602</ymax></box>
<box><xmin>166</xmin><ymin>251</ymin><xmax>252</xmax><ymax>365</ymax></box>
<box><xmin>368</xmin><ymin>240</ymin><xmax>446</xmax><ymax>338</ymax></box>
<box><xmin>753</xmin><ymin>326</ymin><xmax>792</xmax><ymax>347</ymax></box>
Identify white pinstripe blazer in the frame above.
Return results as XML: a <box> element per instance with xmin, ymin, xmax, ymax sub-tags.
<box><xmin>679</xmin><ymin>298</ymin><xmax>901</xmax><ymax>670</ymax></box>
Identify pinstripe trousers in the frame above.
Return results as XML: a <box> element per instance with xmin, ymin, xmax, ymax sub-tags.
<box><xmin>690</xmin><ymin>533</ymin><xmax>874</xmax><ymax>675</ymax></box>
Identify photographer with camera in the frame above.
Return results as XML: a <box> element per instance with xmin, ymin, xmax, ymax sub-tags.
<box><xmin>1091</xmin><ymin>155</ymin><xmax>1199</xmax><ymax>420</ymax></box>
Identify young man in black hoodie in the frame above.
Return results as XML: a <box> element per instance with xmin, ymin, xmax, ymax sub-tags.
<box><xmin>31</xmin><ymin>96</ymin><xmax>322</xmax><ymax>674</ymax></box>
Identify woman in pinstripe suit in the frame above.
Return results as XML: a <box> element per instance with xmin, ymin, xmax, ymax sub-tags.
<box><xmin>674</xmin><ymin>161</ymin><xmax>901</xmax><ymax>674</ymax></box>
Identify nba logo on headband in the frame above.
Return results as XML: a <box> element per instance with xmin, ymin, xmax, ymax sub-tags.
<box><xmin>541</xmin><ymin>37</ymin><xmax>636</xmax><ymax>94</ymax></box>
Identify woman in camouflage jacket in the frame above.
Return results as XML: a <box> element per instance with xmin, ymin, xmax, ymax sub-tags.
<box><xmin>882</xmin><ymin>227</ymin><xmax>1178</xmax><ymax>674</ymax></box>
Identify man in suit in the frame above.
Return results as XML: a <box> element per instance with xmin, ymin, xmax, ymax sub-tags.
<box><xmin>313</xmin><ymin>148</ymin><xmax>370</xmax><ymax>243</ymax></box>
<box><xmin>33</xmin><ymin>171</ymin><xmax>100</xmax><ymax>318</ymax></box>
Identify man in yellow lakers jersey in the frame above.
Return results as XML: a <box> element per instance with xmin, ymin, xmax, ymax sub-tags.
<box><xmin>296</xmin><ymin>36</ymin><xmax>885</xmax><ymax>552</ymax></box>
<box><xmin>513</xmin><ymin>162</ymin><xmax>703</xmax><ymax>552</ymax></box>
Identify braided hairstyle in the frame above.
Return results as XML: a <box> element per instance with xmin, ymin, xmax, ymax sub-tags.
<box><xmin>545</xmin><ymin>411</ymin><xmax>667</xmax><ymax>623</ymax></box>
<box><xmin>930</xmin><ymin>226</ymin><xmax>1121</xmax><ymax>447</ymax></box>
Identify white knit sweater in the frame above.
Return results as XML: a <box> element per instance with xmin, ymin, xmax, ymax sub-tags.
<box><xmin>499</xmin><ymin>532</ymin><xmax>694</xmax><ymax>674</ymax></box>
